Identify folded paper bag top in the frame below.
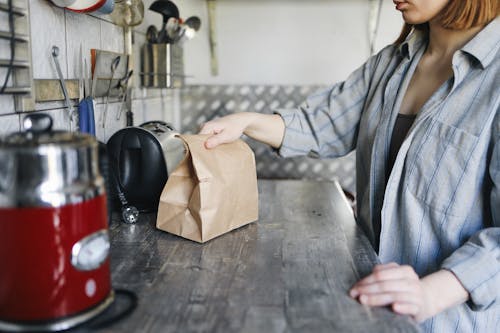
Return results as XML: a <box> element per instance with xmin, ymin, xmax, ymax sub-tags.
<box><xmin>156</xmin><ymin>134</ymin><xmax>259</xmax><ymax>243</ymax></box>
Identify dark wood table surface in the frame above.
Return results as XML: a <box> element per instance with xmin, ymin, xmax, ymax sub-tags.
<box><xmin>92</xmin><ymin>180</ymin><xmax>420</xmax><ymax>333</ymax></box>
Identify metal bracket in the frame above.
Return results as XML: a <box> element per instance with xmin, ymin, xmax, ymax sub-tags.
<box><xmin>34</xmin><ymin>79</ymin><xmax>79</xmax><ymax>102</ymax></box>
<box><xmin>91</xmin><ymin>50</ymin><xmax>129</xmax><ymax>98</ymax></box>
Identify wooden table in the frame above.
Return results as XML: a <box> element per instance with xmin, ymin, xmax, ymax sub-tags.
<box><xmin>95</xmin><ymin>180</ymin><xmax>420</xmax><ymax>333</ymax></box>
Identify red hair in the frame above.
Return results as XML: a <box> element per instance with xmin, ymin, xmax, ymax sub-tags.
<box><xmin>395</xmin><ymin>0</ymin><xmax>499</xmax><ymax>44</ymax></box>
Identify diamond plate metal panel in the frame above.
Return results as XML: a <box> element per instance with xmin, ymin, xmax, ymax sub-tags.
<box><xmin>180</xmin><ymin>85</ymin><xmax>356</xmax><ymax>194</ymax></box>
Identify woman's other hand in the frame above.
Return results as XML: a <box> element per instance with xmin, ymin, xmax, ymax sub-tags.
<box><xmin>349</xmin><ymin>263</ymin><xmax>468</xmax><ymax>322</ymax></box>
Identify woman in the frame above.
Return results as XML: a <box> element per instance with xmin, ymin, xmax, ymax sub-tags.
<box><xmin>200</xmin><ymin>1</ymin><xmax>499</xmax><ymax>331</ymax></box>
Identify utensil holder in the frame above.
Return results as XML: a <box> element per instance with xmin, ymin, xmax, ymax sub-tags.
<box><xmin>141</xmin><ymin>43</ymin><xmax>184</xmax><ymax>88</ymax></box>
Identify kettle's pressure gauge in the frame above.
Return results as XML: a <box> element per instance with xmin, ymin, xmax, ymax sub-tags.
<box><xmin>71</xmin><ymin>230</ymin><xmax>110</xmax><ymax>271</ymax></box>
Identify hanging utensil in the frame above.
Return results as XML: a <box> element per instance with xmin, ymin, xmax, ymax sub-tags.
<box><xmin>101</xmin><ymin>56</ymin><xmax>120</xmax><ymax>129</ymax></box>
<box><xmin>78</xmin><ymin>44</ymin><xmax>90</xmax><ymax>133</ymax></box>
<box><xmin>149</xmin><ymin>0</ymin><xmax>179</xmax><ymax>43</ymax></box>
<box><xmin>79</xmin><ymin>52</ymin><xmax>96</xmax><ymax>135</ymax></box>
<box><xmin>185</xmin><ymin>16</ymin><xmax>201</xmax><ymax>31</ymax></box>
<box><xmin>165</xmin><ymin>17</ymin><xmax>180</xmax><ymax>42</ymax></box>
<box><xmin>174</xmin><ymin>16</ymin><xmax>201</xmax><ymax>45</ymax></box>
<box><xmin>146</xmin><ymin>25</ymin><xmax>158</xmax><ymax>43</ymax></box>
<box><xmin>117</xmin><ymin>69</ymin><xmax>133</xmax><ymax>92</ymax></box>
<box><xmin>51</xmin><ymin>45</ymin><xmax>76</xmax><ymax>129</ymax></box>
<box><xmin>149</xmin><ymin>0</ymin><xmax>179</xmax><ymax>18</ymax></box>
<box><xmin>78</xmin><ymin>44</ymin><xmax>84</xmax><ymax>102</ymax></box>
<box><xmin>115</xmin><ymin>70</ymin><xmax>133</xmax><ymax>120</ymax></box>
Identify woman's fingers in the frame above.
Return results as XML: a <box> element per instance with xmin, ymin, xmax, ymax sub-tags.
<box><xmin>354</xmin><ymin>265</ymin><xmax>418</xmax><ymax>287</ymax></box>
<box><xmin>351</xmin><ymin>279</ymin><xmax>418</xmax><ymax>296</ymax></box>
<box><xmin>392</xmin><ymin>302</ymin><xmax>420</xmax><ymax>317</ymax></box>
<box><xmin>350</xmin><ymin>264</ymin><xmax>419</xmax><ymax>299</ymax></box>
<box><xmin>358</xmin><ymin>291</ymin><xmax>421</xmax><ymax>307</ymax></box>
<box><xmin>372</xmin><ymin>262</ymin><xmax>399</xmax><ymax>271</ymax></box>
<box><xmin>205</xmin><ymin>132</ymin><xmax>226</xmax><ymax>149</ymax></box>
<box><xmin>199</xmin><ymin>115</ymin><xmax>248</xmax><ymax>148</ymax></box>
<box><xmin>199</xmin><ymin>121</ymin><xmax>228</xmax><ymax>148</ymax></box>
<box><xmin>348</xmin><ymin>264</ymin><xmax>439</xmax><ymax>322</ymax></box>
<box><xmin>199</xmin><ymin>122</ymin><xmax>220</xmax><ymax>135</ymax></box>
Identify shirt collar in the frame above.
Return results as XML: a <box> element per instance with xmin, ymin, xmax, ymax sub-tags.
<box><xmin>397</xmin><ymin>28</ymin><xmax>426</xmax><ymax>61</ymax></box>
<box><xmin>397</xmin><ymin>17</ymin><xmax>500</xmax><ymax>68</ymax></box>
<box><xmin>461</xmin><ymin>16</ymin><xmax>500</xmax><ymax>69</ymax></box>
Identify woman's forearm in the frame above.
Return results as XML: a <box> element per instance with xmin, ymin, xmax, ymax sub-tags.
<box><xmin>243</xmin><ymin>113</ymin><xmax>285</xmax><ymax>148</ymax></box>
<box><xmin>200</xmin><ymin>112</ymin><xmax>285</xmax><ymax>149</ymax></box>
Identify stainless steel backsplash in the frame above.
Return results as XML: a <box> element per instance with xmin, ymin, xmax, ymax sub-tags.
<box><xmin>179</xmin><ymin>84</ymin><xmax>356</xmax><ymax>194</ymax></box>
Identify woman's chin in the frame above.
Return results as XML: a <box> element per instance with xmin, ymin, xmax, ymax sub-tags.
<box><xmin>402</xmin><ymin>14</ymin><xmax>428</xmax><ymax>26</ymax></box>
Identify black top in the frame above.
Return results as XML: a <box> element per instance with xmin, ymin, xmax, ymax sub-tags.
<box><xmin>375</xmin><ymin>113</ymin><xmax>416</xmax><ymax>252</ymax></box>
<box><xmin>386</xmin><ymin>113</ymin><xmax>417</xmax><ymax>181</ymax></box>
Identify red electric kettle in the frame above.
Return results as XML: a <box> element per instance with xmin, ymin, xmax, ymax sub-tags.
<box><xmin>0</xmin><ymin>114</ymin><xmax>113</xmax><ymax>331</ymax></box>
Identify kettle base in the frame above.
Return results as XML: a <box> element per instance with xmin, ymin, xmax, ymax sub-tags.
<box><xmin>0</xmin><ymin>291</ymin><xmax>115</xmax><ymax>332</ymax></box>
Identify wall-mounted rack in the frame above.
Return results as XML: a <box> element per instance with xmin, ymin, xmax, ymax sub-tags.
<box><xmin>28</xmin><ymin>50</ymin><xmax>130</xmax><ymax>104</ymax></box>
<box><xmin>0</xmin><ymin>0</ymin><xmax>33</xmax><ymax>110</ymax></box>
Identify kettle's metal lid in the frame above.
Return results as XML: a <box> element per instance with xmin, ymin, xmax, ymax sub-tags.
<box><xmin>0</xmin><ymin>113</ymin><xmax>94</xmax><ymax>148</ymax></box>
<box><xmin>0</xmin><ymin>113</ymin><xmax>104</xmax><ymax>208</ymax></box>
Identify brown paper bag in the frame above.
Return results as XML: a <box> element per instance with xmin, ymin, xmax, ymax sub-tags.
<box><xmin>156</xmin><ymin>134</ymin><xmax>259</xmax><ymax>243</ymax></box>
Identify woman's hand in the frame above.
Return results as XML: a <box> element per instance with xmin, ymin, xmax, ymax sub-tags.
<box><xmin>199</xmin><ymin>112</ymin><xmax>285</xmax><ymax>149</ymax></box>
<box><xmin>349</xmin><ymin>263</ymin><xmax>434</xmax><ymax>322</ymax></box>
<box><xmin>199</xmin><ymin>113</ymin><xmax>252</xmax><ymax>149</ymax></box>
<box><xmin>349</xmin><ymin>263</ymin><xmax>468</xmax><ymax>322</ymax></box>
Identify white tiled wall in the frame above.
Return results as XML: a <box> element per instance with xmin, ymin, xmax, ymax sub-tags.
<box><xmin>0</xmin><ymin>0</ymin><xmax>177</xmax><ymax>143</ymax></box>
<box><xmin>0</xmin><ymin>95</ymin><xmax>14</xmax><ymax>117</ymax></box>
<box><xmin>29</xmin><ymin>0</ymin><xmax>67</xmax><ymax>79</ymax></box>
<box><xmin>0</xmin><ymin>114</ymin><xmax>20</xmax><ymax>135</ymax></box>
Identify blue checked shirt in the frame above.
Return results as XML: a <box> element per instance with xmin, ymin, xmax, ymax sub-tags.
<box><xmin>275</xmin><ymin>17</ymin><xmax>500</xmax><ymax>332</ymax></box>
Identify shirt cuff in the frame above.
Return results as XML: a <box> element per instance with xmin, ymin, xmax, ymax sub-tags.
<box><xmin>441</xmin><ymin>241</ymin><xmax>500</xmax><ymax>311</ymax></box>
<box><xmin>273</xmin><ymin>109</ymin><xmax>311</xmax><ymax>158</ymax></box>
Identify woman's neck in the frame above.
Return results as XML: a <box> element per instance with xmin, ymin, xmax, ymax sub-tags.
<box><xmin>426</xmin><ymin>20</ymin><xmax>484</xmax><ymax>58</ymax></box>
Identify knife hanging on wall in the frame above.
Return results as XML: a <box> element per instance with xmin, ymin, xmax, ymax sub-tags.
<box><xmin>78</xmin><ymin>44</ymin><xmax>96</xmax><ymax>135</ymax></box>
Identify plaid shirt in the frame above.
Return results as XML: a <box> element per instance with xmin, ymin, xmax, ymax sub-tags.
<box><xmin>276</xmin><ymin>17</ymin><xmax>499</xmax><ymax>332</ymax></box>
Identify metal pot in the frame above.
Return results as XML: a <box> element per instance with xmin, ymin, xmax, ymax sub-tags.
<box><xmin>0</xmin><ymin>114</ymin><xmax>113</xmax><ymax>331</ymax></box>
